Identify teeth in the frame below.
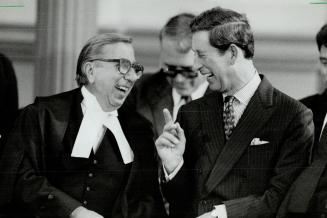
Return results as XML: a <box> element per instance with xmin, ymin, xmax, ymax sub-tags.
<box><xmin>118</xmin><ymin>86</ymin><xmax>128</xmax><ymax>91</ymax></box>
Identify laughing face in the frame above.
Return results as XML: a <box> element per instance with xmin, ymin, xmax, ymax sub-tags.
<box><xmin>86</xmin><ymin>42</ymin><xmax>138</xmax><ymax>111</ymax></box>
<box><xmin>192</xmin><ymin>31</ymin><xmax>233</xmax><ymax>93</ymax></box>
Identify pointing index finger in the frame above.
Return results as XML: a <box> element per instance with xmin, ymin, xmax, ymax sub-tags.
<box><xmin>163</xmin><ymin>108</ymin><xmax>173</xmax><ymax>124</ymax></box>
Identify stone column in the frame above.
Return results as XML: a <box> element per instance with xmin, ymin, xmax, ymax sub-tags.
<box><xmin>35</xmin><ymin>0</ymin><xmax>97</xmax><ymax>96</ymax></box>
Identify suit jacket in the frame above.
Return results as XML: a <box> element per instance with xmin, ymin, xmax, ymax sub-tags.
<box><xmin>128</xmin><ymin>71</ymin><xmax>212</xmax><ymax>138</ymax></box>
<box><xmin>301</xmin><ymin>90</ymin><xmax>327</xmax><ymax>151</ymax></box>
<box><xmin>0</xmin><ymin>53</ymin><xmax>18</xmax><ymax>155</ymax></box>
<box><xmin>163</xmin><ymin>75</ymin><xmax>314</xmax><ymax>218</ymax></box>
<box><xmin>277</xmin><ymin>116</ymin><xmax>327</xmax><ymax>218</ymax></box>
<box><xmin>0</xmin><ymin>88</ymin><xmax>166</xmax><ymax>218</ymax></box>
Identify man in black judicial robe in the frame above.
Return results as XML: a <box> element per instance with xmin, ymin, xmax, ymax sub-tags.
<box><xmin>0</xmin><ymin>33</ymin><xmax>166</xmax><ymax>218</ymax></box>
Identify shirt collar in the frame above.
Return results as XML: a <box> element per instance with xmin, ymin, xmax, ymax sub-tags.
<box><xmin>172</xmin><ymin>81</ymin><xmax>209</xmax><ymax>105</ymax></box>
<box><xmin>223</xmin><ymin>72</ymin><xmax>261</xmax><ymax>106</ymax></box>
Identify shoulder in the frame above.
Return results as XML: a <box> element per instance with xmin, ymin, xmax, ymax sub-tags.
<box><xmin>19</xmin><ymin>88</ymin><xmax>81</xmax><ymax>120</ymax></box>
<box><xmin>119</xmin><ymin>103</ymin><xmax>154</xmax><ymax>133</ymax></box>
<box><xmin>300</xmin><ymin>93</ymin><xmax>324</xmax><ymax>109</ymax></box>
<box><xmin>181</xmin><ymin>91</ymin><xmax>219</xmax><ymax>111</ymax></box>
<box><xmin>34</xmin><ymin>88</ymin><xmax>79</xmax><ymax>109</ymax></box>
<box><xmin>273</xmin><ymin>88</ymin><xmax>309</xmax><ymax>113</ymax></box>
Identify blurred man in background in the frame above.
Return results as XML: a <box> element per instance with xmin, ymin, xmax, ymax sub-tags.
<box><xmin>277</xmin><ymin>23</ymin><xmax>327</xmax><ymax>218</ymax></box>
<box><xmin>301</xmin><ymin>24</ymin><xmax>327</xmax><ymax>151</ymax></box>
<box><xmin>128</xmin><ymin>13</ymin><xmax>210</xmax><ymax>138</ymax></box>
<box><xmin>0</xmin><ymin>33</ymin><xmax>166</xmax><ymax>218</ymax></box>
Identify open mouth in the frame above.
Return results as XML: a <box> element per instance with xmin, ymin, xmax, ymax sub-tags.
<box><xmin>116</xmin><ymin>85</ymin><xmax>130</xmax><ymax>93</ymax></box>
<box><xmin>207</xmin><ymin>72</ymin><xmax>214</xmax><ymax>78</ymax></box>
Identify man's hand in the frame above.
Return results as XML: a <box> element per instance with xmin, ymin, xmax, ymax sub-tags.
<box><xmin>155</xmin><ymin>108</ymin><xmax>186</xmax><ymax>173</ymax></box>
<box><xmin>70</xmin><ymin>206</ymin><xmax>104</xmax><ymax>218</ymax></box>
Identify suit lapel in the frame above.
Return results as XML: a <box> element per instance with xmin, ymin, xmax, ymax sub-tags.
<box><xmin>204</xmin><ymin>77</ymin><xmax>275</xmax><ymax>196</ymax></box>
<box><xmin>200</xmin><ymin>92</ymin><xmax>225</xmax><ymax>165</ymax></box>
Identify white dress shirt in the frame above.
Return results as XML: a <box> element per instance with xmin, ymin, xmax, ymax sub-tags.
<box><xmin>223</xmin><ymin>72</ymin><xmax>261</xmax><ymax>126</ymax></box>
<box><xmin>71</xmin><ymin>86</ymin><xmax>134</xmax><ymax>164</ymax></box>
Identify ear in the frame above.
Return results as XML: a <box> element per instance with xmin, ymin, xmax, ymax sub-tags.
<box><xmin>84</xmin><ymin>62</ymin><xmax>95</xmax><ymax>84</ymax></box>
<box><xmin>229</xmin><ymin>44</ymin><xmax>238</xmax><ymax>65</ymax></box>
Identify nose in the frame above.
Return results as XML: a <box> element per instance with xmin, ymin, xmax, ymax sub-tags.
<box><xmin>193</xmin><ymin>55</ymin><xmax>202</xmax><ymax>72</ymax></box>
<box><xmin>124</xmin><ymin>68</ymin><xmax>139</xmax><ymax>82</ymax></box>
<box><xmin>174</xmin><ymin>73</ymin><xmax>187</xmax><ymax>83</ymax></box>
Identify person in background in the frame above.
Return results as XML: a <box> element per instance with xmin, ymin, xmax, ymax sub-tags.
<box><xmin>0</xmin><ymin>33</ymin><xmax>166</xmax><ymax>218</ymax></box>
<box><xmin>277</xmin><ymin>23</ymin><xmax>327</xmax><ymax>218</ymax></box>
<box><xmin>300</xmin><ymin>23</ymin><xmax>327</xmax><ymax>152</ymax></box>
<box><xmin>128</xmin><ymin>13</ymin><xmax>211</xmax><ymax>139</ymax></box>
<box><xmin>0</xmin><ymin>53</ymin><xmax>18</xmax><ymax>155</ymax></box>
<box><xmin>156</xmin><ymin>7</ymin><xmax>314</xmax><ymax>218</ymax></box>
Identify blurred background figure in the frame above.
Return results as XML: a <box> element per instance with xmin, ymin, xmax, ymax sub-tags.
<box><xmin>128</xmin><ymin>13</ymin><xmax>211</xmax><ymax>138</ymax></box>
<box><xmin>301</xmin><ymin>24</ymin><xmax>327</xmax><ymax>151</ymax></box>
<box><xmin>277</xmin><ymin>23</ymin><xmax>327</xmax><ymax>218</ymax></box>
<box><xmin>0</xmin><ymin>53</ymin><xmax>18</xmax><ymax>154</ymax></box>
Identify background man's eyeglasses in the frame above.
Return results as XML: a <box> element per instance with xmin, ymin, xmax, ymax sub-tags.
<box><xmin>161</xmin><ymin>64</ymin><xmax>198</xmax><ymax>79</ymax></box>
<box><xmin>89</xmin><ymin>58</ymin><xmax>144</xmax><ymax>78</ymax></box>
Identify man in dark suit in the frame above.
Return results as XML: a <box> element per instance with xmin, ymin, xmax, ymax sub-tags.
<box><xmin>301</xmin><ymin>24</ymin><xmax>327</xmax><ymax>151</ymax></box>
<box><xmin>155</xmin><ymin>7</ymin><xmax>314</xmax><ymax>218</ymax></box>
<box><xmin>0</xmin><ymin>33</ymin><xmax>166</xmax><ymax>218</ymax></box>
<box><xmin>0</xmin><ymin>53</ymin><xmax>18</xmax><ymax>154</ymax></box>
<box><xmin>129</xmin><ymin>13</ymin><xmax>210</xmax><ymax>138</ymax></box>
<box><xmin>276</xmin><ymin>23</ymin><xmax>327</xmax><ymax>218</ymax></box>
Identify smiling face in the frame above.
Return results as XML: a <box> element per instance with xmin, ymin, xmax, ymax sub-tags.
<box><xmin>85</xmin><ymin>42</ymin><xmax>138</xmax><ymax>111</ymax></box>
<box><xmin>192</xmin><ymin>31</ymin><xmax>234</xmax><ymax>93</ymax></box>
<box><xmin>160</xmin><ymin>37</ymin><xmax>206</xmax><ymax>96</ymax></box>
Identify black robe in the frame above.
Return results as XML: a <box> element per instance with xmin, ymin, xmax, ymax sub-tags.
<box><xmin>0</xmin><ymin>88</ymin><xmax>166</xmax><ymax>218</ymax></box>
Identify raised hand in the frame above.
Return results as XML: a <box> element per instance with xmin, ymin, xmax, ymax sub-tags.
<box><xmin>155</xmin><ymin>108</ymin><xmax>186</xmax><ymax>173</ymax></box>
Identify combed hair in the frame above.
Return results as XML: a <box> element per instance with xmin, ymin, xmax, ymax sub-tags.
<box><xmin>159</xmin><ymin>13</ymin><xmax>195</xmax><ymax>53</ymax></box>
<box><xmin>316</xmin><ymin>23</ymin><xmax>327</xmax><ymax>51</ymax></box>
<box><xmin>75</xmin><ymin>33</ymin><xmax>132</xmax><ymax>86</ymax></box>
<box><xmin>190</xmin><ymin>7</ymin><xmax>254</xmax><ymax>59</ymax></box>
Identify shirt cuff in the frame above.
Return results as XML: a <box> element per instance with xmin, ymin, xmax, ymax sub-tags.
<box><xmin>211</xmin><ymin>204</ymin><xmax>227</xmax><ymax>218</ymax></box>
<box><xmin>162</xmin><ymin>158</ymin><xmax>184</xmax><ymax>181</ymax></box>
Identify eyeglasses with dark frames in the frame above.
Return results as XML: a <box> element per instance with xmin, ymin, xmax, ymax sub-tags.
<box><xmin>89</xmin><ymin>58</ymin><xmax>144</xmax><ymax>78</ymax></box>
<box><xmin>161</xmin><ymin>64</ymin><xmax>198</xmax><ymax>79</ymax></box>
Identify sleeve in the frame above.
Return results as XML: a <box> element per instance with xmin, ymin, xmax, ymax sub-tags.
<box><xmin>223</xmin><ymin>108</ymin><xmax>314</xmax><ymax>218</ymax></box>
<box><xmin>160</xmin><ymin>105</ymin><xmax>196</xmax><ymax>216</ymax></box>
<box><xmin>1</xmin><ymin>103</ymin><xmax>82</xmax><ymax>217</ymax></box>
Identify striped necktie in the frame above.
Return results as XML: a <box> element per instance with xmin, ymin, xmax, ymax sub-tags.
<box><xmin>223</xmin><ymin>96</ymin><xmax>236</xmax><ymax>140</ymax></box>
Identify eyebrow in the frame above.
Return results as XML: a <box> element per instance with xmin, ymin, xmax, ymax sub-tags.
<box><xmin>320</xmin><ymin>57</ymin><xmax>327</xmax><ymax>61</ymax></box>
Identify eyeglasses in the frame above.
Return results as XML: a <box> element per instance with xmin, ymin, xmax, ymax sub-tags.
<box><xmin>161</xmin><ymin>64</ymin><xmax>198</xmax><ymax>79</ymax></box>
<box><xmin>89</xmin><ymin>58</ymin><xmax>144</xmax><ymax>78</ymax></box>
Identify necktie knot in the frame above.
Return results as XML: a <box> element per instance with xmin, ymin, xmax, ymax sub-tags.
<box><xmin>223</xmin><ymin>95</ymin><xmax>236</xmax><ymax>140</ymax></box>
<box><xmin>181</xmin><ymin>95</ymin><xmax>192</xmax><ymax>103</ymax></box>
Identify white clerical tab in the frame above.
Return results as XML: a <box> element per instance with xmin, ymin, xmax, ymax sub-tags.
<box><xmin>103</xmin><ymin>115</ymin><xmax>134</xmax><ymax>164</ymax></box>
<box><xmin>71</xmin><ymin>111</ymin><xmax>103</xmax><ymax>158</ymax></box>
